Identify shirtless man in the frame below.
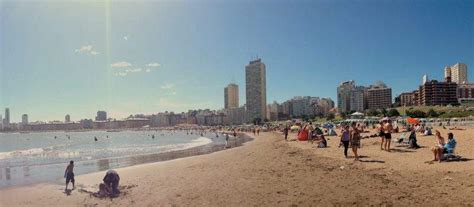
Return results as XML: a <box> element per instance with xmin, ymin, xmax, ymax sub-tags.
<box><xmin>65</xmin><ymin>160</ymin><xmax>75</xmax><ymax>190</ymax></box>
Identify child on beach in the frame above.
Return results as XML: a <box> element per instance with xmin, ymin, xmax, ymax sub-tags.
<box><xmin>64</xmin><ymin>160</ymin><xmax>75</xmax><ymax>191</ymax></box>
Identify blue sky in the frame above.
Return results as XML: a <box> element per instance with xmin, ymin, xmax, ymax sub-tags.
<box><xmin>1</xmin><ymin>0</ymin><xmax>473</xmax><ymax>122</ymax></box>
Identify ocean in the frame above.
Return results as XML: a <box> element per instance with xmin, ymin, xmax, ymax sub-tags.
<box><xmin>0</xmin><ymin>130</ymin><xmax>223</xmax><ymax>189</ymax></box>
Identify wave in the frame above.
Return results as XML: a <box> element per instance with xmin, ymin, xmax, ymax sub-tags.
<box><xmin>0</xmin><ymin>137</ymin><xmax>213</xmax><ymax>161</ymax></box>
<box><xmin>0</xmin><ymin>148</ymin><xmax>46</xmax><ymax>159</ymax></box>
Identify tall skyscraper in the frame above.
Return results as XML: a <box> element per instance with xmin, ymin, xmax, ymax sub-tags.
<box><xmin>337</xmin><ymin>81</ymin><xmax>355</xmax><ymax>113</ymax></box>
<box><xmin>22</xmin><ymin>114</ymin><xmax>28</xmax><ymax>125</ymax></box>
<box><xmin>245</xmin><ymin>59</ymin><xmax>267</xmax><ymax>121</ymax></box>
<box><xmin>4</xmin><ymin>108</ymin><xmax>10</xmax><ymax>127</ymax></box>
<box><xmin>224</xmin><ymin>83</ymin><xmax>239</xmax><ymax>109</ymax></box>
<box><xmin>445</xmin><ymin>63</ymin><xmax>468</xmax><ymax>84</ymax></box>
<box><xmin>65</xmin><ymin>114</ymin><xmax>71</xmax><ymax>123</ymax></box>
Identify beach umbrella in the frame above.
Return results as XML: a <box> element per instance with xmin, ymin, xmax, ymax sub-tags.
<box><xmin>407</xmin><ymin>117</ymin><xmax>420</xmax><ymax>124</ymax></box>
<box><xmin>323</xmin><ymin>123</ymin><xmax>334</xmax><ymax>128</ymax></box>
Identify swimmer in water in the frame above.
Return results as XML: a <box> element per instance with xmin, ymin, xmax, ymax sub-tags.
<box><xmin>94</xmin><ymin>137</ymin><xmax>98</xmax><ymax>141</ymax></box>
<box><xmin>152</xmin><ymin>135</ymin><xmax>155</xmax><ymax>139</ymax></box>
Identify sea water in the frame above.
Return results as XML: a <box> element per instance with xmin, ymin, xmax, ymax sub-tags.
<box><xmin>0</xmin><ymin>130</ymin><xmax>217</xmax><ymax>188</ymax></box>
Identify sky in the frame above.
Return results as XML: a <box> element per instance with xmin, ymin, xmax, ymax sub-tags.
<box><xmin>1</xmin><ymin>0</ymin><xmax>473</xmax><ymax>122</ymax></box>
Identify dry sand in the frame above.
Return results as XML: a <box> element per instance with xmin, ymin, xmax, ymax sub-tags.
<box><xmin>1</xmin><ymin>127</ymin><xmax>474</xmax><ymax>206</ymax></box>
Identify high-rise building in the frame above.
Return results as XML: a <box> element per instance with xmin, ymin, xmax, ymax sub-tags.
<box><xmin>419</xmin><ymin>78</ymin><xmax>458</xmax><ymax>106</ymax></box>
<box><xmin>350</xmin><ymin>86</ymin><xmax>365</xmax><ymax>112</ymax></box>
<box><xmin>399</xmin><ymin>92</ymin><xmax>416</xmax><ymax>107</ymax></box>
<box><xmin>245</xmin><ymin>59</ymin><xmax>267</xmax><ymax>121</ymax></box>
<box><xmin>224</xmin><ymin>83</ymin><xmax>239</xmax><ymax>109</ymax></box>
<box><xmin>4</xmin><ymin>108</ymin><xmax>10</xmax><ymax>127</ymax></box>
<box><xmin>96</xmin><ymin>111</ymin><xmax>107</xmax><ymax>121</ymax></box>
<box><xmin>444</xmin><ymin>63</ymin><xmax>468</xmax><ymax>84</ymax></box>
<box><xmin>65</xmin><ymin>114</ymin><xmax>71</xmax><ymax>123</ymax></box>
<box><xmin>366</xmin><ymin>82</ymin><xmax>392</xmax><ymax>110</ymax></box>
<box><xmin>22</xmin><ymin>114</ymin><xmax>28</xmax><ymax>125</ymax></box>
<box><xmin>337</xmin><ymin>81</ymin><xmax>355</xmax><ymax>113</ymax></box>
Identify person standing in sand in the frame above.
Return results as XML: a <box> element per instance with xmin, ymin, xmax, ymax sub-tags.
<box><xmin>350</xmin><ymin>122</ymin><xmax>361</xmax><ymax>161</ymax></box>
<box><xmin>283</xmin><ymin>126</ymin><xmax>289</xmax><ymax>141</ymax></box>
<box><xmin>340</xmin><ymin>125</ymin><xmax>351</xmax><ymax>158</ymax></box>
<box><xmin>378</xmin><ymin>121</ymin><xmax>386</xmax><ymax>150</ymax></box>
<box><xmin>383</xmin><ymin>120</ymin><xmax>393</xmax><ymax>151</ymax></box>
<box><xmin>64</xmin><ymin>160</ymin><xmax>75</xmax><ymax>191</ymax></box>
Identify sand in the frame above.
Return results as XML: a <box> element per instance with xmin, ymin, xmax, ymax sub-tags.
<box><xmin>1</xmin><ymin>127</ymin><xmax>474</xmax><ymax>206</ymax></box>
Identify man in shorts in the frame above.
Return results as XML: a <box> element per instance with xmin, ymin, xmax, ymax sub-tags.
<box><xmin>65</xmin><ymin>160</ymin><xmax>75</xmax><ymax>191</ymax></box>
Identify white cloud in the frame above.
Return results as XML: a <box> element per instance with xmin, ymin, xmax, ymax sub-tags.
<box><xmin>123</xmin><ymin>35</ymin><xmax>129</xmax><ymax>41</ymax></box>
<box><xmin>115</xmin><ymin>72</ymin><xmax>127</xmax><ymax>76</ymax></box>
<box><xmin>75</xmin><ymin>45</ymin><xmax>93</xmax><ymax>53</ymax></box>
<box><xmin>147</xmin><ymin>63</ymin><xmax>161</xmax><ymax>67</ymax></box>
<box><xmin>145</xmin><ymin>68</ymin><xmax>151</xmax><ymax>73</ymax></box>
<box><xmin>111</xmin><ymin>61</ymin><xmax>132</xmax><ymax>68</ymax></box>
<box><xmin>160</xmin><ymin>83</ymin><xmax>175</xmax><ymax>90</ymax></box>
<box><xmin>75</xmin><ymin>45</ymin><xmax>100</xmax><ymax>55</ymax></box>
<box><xmin>125</xmin><ymin>68</ymin><xmax>142</xmax><ymax>73</ymax></box>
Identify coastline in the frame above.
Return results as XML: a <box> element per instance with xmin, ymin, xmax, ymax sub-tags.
<box><xmin>1</xmin><ymin>130</ymin><xmax>474</xmax><ymax>206</ymax></box>
<box><xmin>0</xmin><ymin>133</ymin><xmax>252</xmax><ymax>189</ymax></box>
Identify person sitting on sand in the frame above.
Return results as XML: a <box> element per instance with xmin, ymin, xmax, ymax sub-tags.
<box><xmin>103</xmin><ymin>170</ymin><xmax>120</xmax><ymax>195</ymax></box>
<box><xmin>443</xmin><ymin>133</ymin><xmax>457</xmax><ymax>155</ymax></box>
<box><xmin>423</xmin><ymin>128</ymin><xmax>432</xmax><ymax>136</ymax></box>
<box><xmin>431</xmin><ymin>130</ymin><xmax>445</xmax><ymax>162</ymax></box>
<box><xmin>64</xmin><ymin>160</ymin><xmax>75</xmax><ymax>191</ymax></box>
<box><xmin>408</xmin><ymin>129</ymin><xmax>420</xmax><ymax>149</ymax></box>
<box><xmin>316</xmin><ymin>134</ymin><xmax>327</xmax><ymax>148</ymax></box>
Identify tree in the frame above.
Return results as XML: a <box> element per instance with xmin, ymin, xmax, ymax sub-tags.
<box><xmin>387</xmin><ymin>109</ymin><xmax>400</xmax><ymax>117</ymax></box>
<box><xmin>252</xmin><ymin>117</ymin><xmax>262</xmax><ymax>125</ymax></box>
<box><xmin>340</xmin><ymin>112</ymin><xmax>348</xmax><ymax>119</ymax></box>
<box><xmin>427</xmin><ymin>109</ymin><xmax>439</xmax><ymax>118</ymax></box>
<box><xmin>326</xmin><ymin>113</ymin><xmax>335</xmax><ymax>121</ymax></box>
<box><xmin>406</xmin><ymin>110</ymin><xmax>427</xmax><ymax>118</ymax></box>
<box><xmin>366</xmin><ymin>109</ymin><xmax>379</xmax><ymax>116</ymax></box>
<box><xmin>380</xmin><ymin>108</ymin><xmax>388</xmax><ymax>116</ymax></box>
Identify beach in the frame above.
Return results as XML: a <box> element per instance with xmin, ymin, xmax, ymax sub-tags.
<box><xmin>1</xmin><ymin>128</ymin><xmax>474</xmax><ymax>206</ymax></box>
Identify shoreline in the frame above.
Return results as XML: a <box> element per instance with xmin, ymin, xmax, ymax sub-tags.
<box><xmin>0</xmin><ymin>133</ymin><xmax>252</xmax><ymax>189</ymax></box>
<box><xmin>1</xmin><ymin>130</ymin><xmax>474</xmax><ymax>206</ymax></box>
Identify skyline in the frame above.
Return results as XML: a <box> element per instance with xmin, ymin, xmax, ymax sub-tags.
<box><xmin>1</xmin><ymin>0</ymin><xmax>473</xmax><ymax>122</ymax></box>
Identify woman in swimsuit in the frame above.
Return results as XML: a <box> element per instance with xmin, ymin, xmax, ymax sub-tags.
<box><xmin>350</xmin><ymin>122</ymin><xmax>361</xmax><ymax>161</ymax></box>
<box><xmin>378</xmin><ymin>121</ymin><xmax>386</xmax><ymax>150</ymax></box>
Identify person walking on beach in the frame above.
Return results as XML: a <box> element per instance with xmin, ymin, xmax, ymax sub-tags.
<box><xmin>64</xmin><ymin>160</ymin><xmax>75</xmax><ymax>191</ymax></box>
<box><xmin>378</xmin><ymin>121</ymin><xmax>385</xmax><ymax>150</ymax></box>
<box><xmin>340</xmin><ymin>125</ymin><xmax>351</xmax><ymax>158</ymax></box>
<box><xmin>350</xmin><ymin>122</ymin><xmax>361</xmax><ymax>161</ymax></box>
<box><xmin>225</xmin><ymin>133</ymin><xmax>230</xmax><ymax>147</ymax></box>
<box><xmin>383</xmin><ymin>120</ymin><xmax>393</xmax><ymax>151</ymax></box>
<box><xmin>283</xmin><ymin>126</ymin><xmax>289</xmax><ymax>141</ymax></box>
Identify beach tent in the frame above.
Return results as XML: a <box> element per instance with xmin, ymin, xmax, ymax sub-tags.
<box><xmin>327</xmin><ymin>128</ymin><xmax>337</xmax><ymax>136</ymax></box>
<box><xmin>322</xmin><ymin>123</ymin><xmax>334</xmax><ymax>129</ymax></box>
<box><xmin>407</xmin><ymin>117</ymin><xmax>420</xmax><ymax>124</ymax></box>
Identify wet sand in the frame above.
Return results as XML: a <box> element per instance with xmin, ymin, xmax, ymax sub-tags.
<box><xmin>1</xmin><ymin>128</ymin><xmax>474</xmax><ymax>206</ymax></box>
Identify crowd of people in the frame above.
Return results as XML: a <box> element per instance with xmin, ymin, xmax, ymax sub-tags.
<box><xmin>280</xmin><ymin>118</ymin><xmax>459</xmax><ymax>162</ymax></box>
